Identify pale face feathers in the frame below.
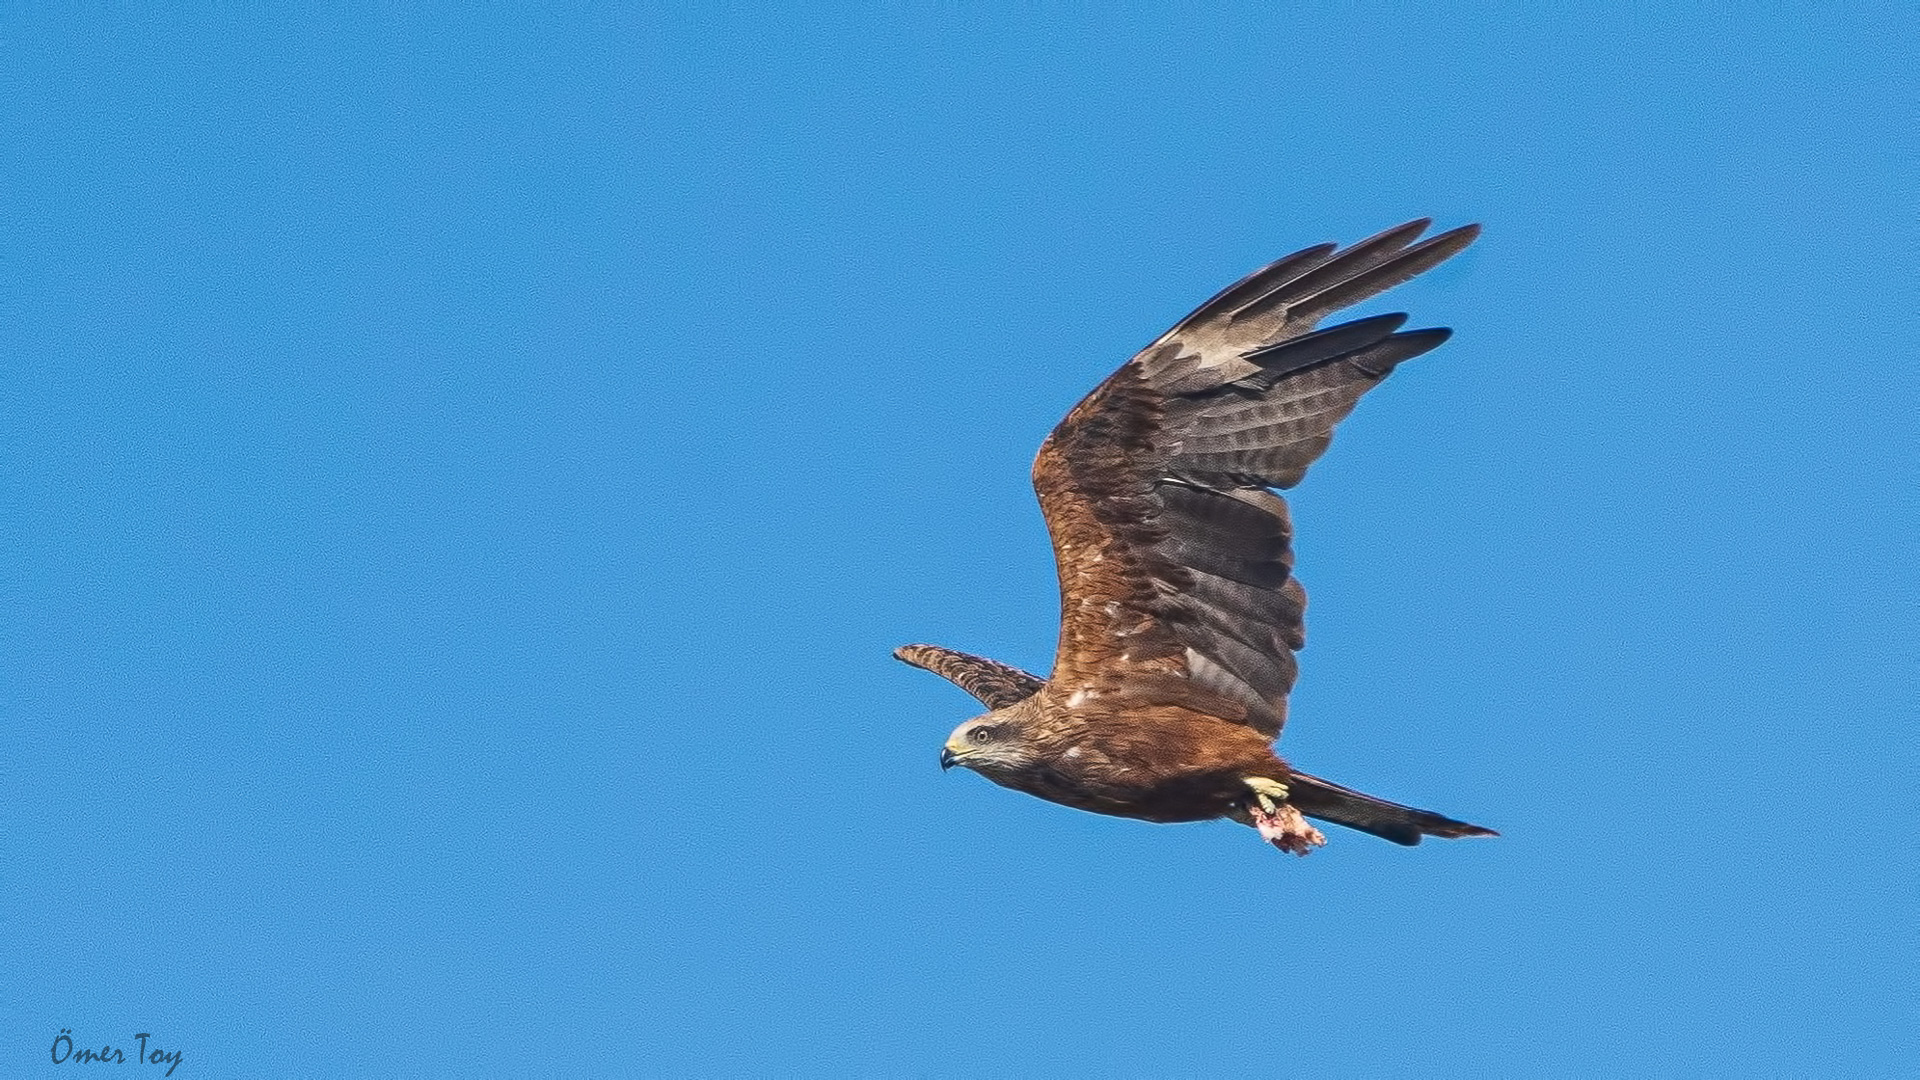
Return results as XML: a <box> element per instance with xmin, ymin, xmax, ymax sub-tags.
<box><xmin>940</xmin><ymin>712</ymin><xmax>1038</xmax><ymax>782</ymax></box>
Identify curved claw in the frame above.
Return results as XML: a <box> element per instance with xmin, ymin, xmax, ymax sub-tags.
<box><xmin>1243</xmin><ymin>776</ymin><xmax>1290</xmax><ymax>815</ymax></box>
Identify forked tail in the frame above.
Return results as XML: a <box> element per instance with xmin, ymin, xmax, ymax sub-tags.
<box><xmin>1288</xmin><ymin>771</ymin><xmax>1498</xmax><ymax>846</ymax></box>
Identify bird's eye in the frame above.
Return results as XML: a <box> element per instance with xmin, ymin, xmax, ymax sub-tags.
<box><xmin>968</xmin><ymin>726</ymin><xmax>995</xmax><ymax>745</ymax></box>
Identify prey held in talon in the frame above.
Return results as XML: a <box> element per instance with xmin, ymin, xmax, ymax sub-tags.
<box><xmin>898</xmin><ymin>219</ymin><xmax>1500</xmax><ymax>856</ymax></box>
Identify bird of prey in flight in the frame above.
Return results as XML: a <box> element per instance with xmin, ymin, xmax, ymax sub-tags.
<box><xmin>897</xmin><ymin>219</ymin><xmax>1497</xmax><ymax>855</ymax></box>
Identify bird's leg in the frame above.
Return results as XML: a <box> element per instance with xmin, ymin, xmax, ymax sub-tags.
<box><xmin>1243</xmin><ymin>777</ymin><xmax>1326</xmax><ymax>856</ymax></box>
<box><xmin>1245</xmin><ymin>777</ymin><xmax>1288</xmax><ymax>814</ymax></box>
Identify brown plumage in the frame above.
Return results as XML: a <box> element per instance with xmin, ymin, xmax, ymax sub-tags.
<box><xmin>899</xmin><ymin>220</ymin><xmax>1498</xmax><ymax>855</ymax></box>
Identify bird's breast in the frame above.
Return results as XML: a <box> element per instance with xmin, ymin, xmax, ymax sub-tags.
<box><xmin>999</xmin><ymin>713</ymin><xmax>1282</xmax><ymax>824</ymax></box>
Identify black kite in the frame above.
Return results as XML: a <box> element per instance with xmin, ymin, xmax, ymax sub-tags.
<box><xmin>898</xmin><ymin>220</ymin><xmax>1497</xmax><ymax>855</ymax></box>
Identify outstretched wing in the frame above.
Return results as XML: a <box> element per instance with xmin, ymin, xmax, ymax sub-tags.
<box><xmin>1036</xmin><ymin>220</ymin><xmax>1478</xmax><ymax>737</ymax></box>
<box><xmin>893</xmin><ymin>644</ymin><xmax>1044</xmax><ymax>710</ymax></box>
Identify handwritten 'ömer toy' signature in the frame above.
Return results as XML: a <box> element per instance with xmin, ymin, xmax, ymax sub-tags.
<box><xmin>49</xmin><ymin>1030</ymin><xmax>182</xmax><ymax>1076</ymax></box>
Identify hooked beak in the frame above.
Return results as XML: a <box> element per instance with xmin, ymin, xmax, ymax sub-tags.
<box><xmin>940</xmin><ymin>747</ymin><xmax>958</xmax><ymax>771</ymax></box>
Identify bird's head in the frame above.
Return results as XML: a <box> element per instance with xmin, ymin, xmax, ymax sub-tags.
<box><xmin>940</xmin><ymin>710</ymin><xmax>1036</xmax><ymax>781</ymax></box>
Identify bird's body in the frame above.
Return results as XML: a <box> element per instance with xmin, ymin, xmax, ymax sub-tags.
<box><xmin>900</xmin><ymin>220</ymin><xmax>1497</xmax><ymax>854</ymax></box>
<box><xmin>952</xmin><ymin>694</ymin><xmax>1283</xmax><ymax>825</ymax></box>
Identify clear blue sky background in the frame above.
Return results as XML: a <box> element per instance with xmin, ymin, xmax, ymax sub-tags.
<box><xmin>5</xmin><ymin>5</ymin><xmax>1913</xmax><ymax>1077</ymax></box>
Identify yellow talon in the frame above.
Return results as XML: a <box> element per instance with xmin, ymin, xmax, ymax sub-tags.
<box><xmin>1244</xmin><ymin>777</ymin><xmax>1289</xmax><ymax>814</ymax></box>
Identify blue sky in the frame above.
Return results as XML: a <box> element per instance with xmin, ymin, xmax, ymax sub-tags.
<box><xmin>4</xmin><ymin>5</ymin><xmax>1913</xmax><ymax>1077</ymax></box>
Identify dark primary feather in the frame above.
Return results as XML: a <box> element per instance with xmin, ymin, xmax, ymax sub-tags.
<box><xmin>1234</xmin><ymin>312</ymin><xmax>1410</xmax><ymax>386</ymax></box>
<box><xmin>1265</xmin><ymin>224</ymin><xmax>1479</xmax><ymax>330</ymax></box>
<box><xmin>1223</xmin><ymin>218</ymin><xmax>1436</xmax><ymax>326</ymax></box>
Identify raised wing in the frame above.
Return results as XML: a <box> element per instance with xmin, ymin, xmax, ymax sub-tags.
<box><xmin>1035</xmin><ymin>220</ymin><xmax>1478</xmax><ymax>737</ymax></box>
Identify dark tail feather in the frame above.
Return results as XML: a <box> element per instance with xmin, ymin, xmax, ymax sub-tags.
<box><xmin>1288</xmin><ymin>771</ymin><xmax>1498</xmax><ymax>846</ymax></box>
